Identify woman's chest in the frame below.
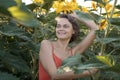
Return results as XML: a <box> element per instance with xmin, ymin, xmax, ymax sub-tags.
<box><xmin>53</xmin><ymin>49</ymin><xmax>72</xmax><ymax>60</ymax></box>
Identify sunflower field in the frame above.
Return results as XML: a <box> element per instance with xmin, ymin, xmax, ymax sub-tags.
<box><xmin>0</xmin><ymin>0</ymin><xmax>120</xmax><ymax>80</ymax></box>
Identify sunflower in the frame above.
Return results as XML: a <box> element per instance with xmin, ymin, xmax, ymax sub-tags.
<box><xmin>99</xmin><ymin>19</ymin><xmax>108</xmax><ymax>30</ymax></box>
<box><xmin>91</xmin><ymin>1</ymin><xmax>96</xmax><ymax>10</ymax></box>
<box><xmin>52</xmin><ymin>0</ymin><xmax>79</xmax><ymax>14</ymax></box>
<box><xmin>102</xmin><ymin>0</ymin><xmax>109</xmax><ymax>3</ymax></box>
<box><xmin>105</xmin><ymin>3</ymin><xmax>113</xmax><ymax>12</ymax></box>
<box><xmin>81</xmin><ymin>6</ymin><xmax>89</xmax><ymax>13</ymax></box>
<box><xmin>112</xmin><ymin>13</ymin><xmax>120</xmax><ymax>18</ymax></box>
<box><xmin>108</xmin><ymin>9</ymin><xmax>120</xmax><ymax>18</ymax></box>
<box><xmin>33</xmin><ymin>0</ymin><xmax>44</xmax><ymax>4</ymax></box>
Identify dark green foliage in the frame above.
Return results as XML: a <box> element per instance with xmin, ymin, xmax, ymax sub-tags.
<box><xmin>0</xmin><ymin>72</ymin><xmax>20</xmax><ymax>80</ymax></box>
<box><xmin>0</xmin><ymin>0</ymin><xmax>17</xmax><ymax>8</ymax></box>
<box><xmin>0</xmin><ymin>0</ymin><xmax>40</xmax><ymax>80</ymax></box>
<box><xmin>0</xmin><ymin>0</ymin><xmax>120</xmax><ymax>80</ymax></box>
<box><xmin>109</xmin><ymin>18</ymin><xmax>120</xmax><ymax>27</ymax></box>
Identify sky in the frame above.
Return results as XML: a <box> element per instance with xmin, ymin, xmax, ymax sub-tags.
<box><xmin>22</xmin><ymin>0</ymin><xmax>120</xmax><ymax>5</ymax></box>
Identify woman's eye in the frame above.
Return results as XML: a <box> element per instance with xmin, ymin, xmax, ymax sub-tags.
<box><xmin>56</xmin><ymin>24</ymin><xmax>61</xmax><ymax>28</ymax></box>
<box><xmin>63</xmin><ymin>25</ymin><xmax>69</xmax><ymax>28</ymax></box>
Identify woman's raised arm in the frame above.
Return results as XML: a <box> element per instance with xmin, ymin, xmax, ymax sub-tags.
<box><xmin>70</xmin><ymin>13</ymin><xmax>99</xmax><ymax>54</ymax></box>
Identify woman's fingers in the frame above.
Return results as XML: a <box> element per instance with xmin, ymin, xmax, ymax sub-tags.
<box><xmin>89</xmin><ymin>68</ymin><xmax>99</xmax><ymax>74</ymax></box>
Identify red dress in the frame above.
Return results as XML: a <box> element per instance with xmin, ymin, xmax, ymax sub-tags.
<box><xmin>39</xmin><ymin>43</ymin><xmax>62</xmax><ymax>80</ymax></box>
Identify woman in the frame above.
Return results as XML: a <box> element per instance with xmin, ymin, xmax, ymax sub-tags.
<box><xmin>39</xmin><ymin>13</ymin><xmax>98</xmax><ymax>80</ymax></box>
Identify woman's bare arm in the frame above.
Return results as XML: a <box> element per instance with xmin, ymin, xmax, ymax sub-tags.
<box><xmin>40</xmin><ymin>40</ymin><xmax>98</xmax><ymax>79</ymax></box>
<box><xmin>73</xmin><ymin>27</ymin><xmax>97</xmax><ymax>54</ymax></box>
<box><xmin>70</xmin><ymin>13</ymin><xmax>99</xmax><ymax>54</ymax></box>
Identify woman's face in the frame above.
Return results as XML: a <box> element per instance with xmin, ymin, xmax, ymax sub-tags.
<box><xmin>55</xmin><ymin>18</ymin><xmax>74</xmax><ymax>40</ymax></box>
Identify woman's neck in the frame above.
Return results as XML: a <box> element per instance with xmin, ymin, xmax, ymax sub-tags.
<box><xmin>56</xmin><ymin>39</ymin><xmax>70</xmax><ymax>50</ymax></box>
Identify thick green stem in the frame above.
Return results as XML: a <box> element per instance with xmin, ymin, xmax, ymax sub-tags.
<box><xmin>100</xmin><ymin>43</ymin><xmax>105</xmax><ymax>55</ymax></box>
<box><xmin>110</xmin><ymin>0</ymin><xmax>118</xmax><ymax>18</ymax></box>
<box><xmin>106</xmin><ymin>0</ymin><xmax>117</xmax><ymax>37</ymax></box>
<box><xmin>100</xmin><ymin>0</ymin><xmax>117</xmax><ymax>54</ymax></box>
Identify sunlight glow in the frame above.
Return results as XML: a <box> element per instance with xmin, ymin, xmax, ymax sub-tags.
<box><xmin>22</xmin><ymin>0</ymin><xmax>120</xmax><ymax>14</ymax></box>
<box><xmin>22</xmin><ymin>0</ymin><xmax>120</xmax><ymax>6</ymax></box>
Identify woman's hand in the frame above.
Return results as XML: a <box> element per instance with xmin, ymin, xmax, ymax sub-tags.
<box><xmin>83</xmin><ymin>68</ymin><xmax>99</xmax><ymax>76</ymax></box>
<box><xmin>88</xmin><ymin>68</ymin><xmax>99</xmax><ymax>74</ymax></box>
<box><xmin>85</xmin><ymin>20</ymin><xmax>99</xmax><ymax>31</ymax></box>
<box><xmin>69</xmin><ymin>12</ymin><xmax>80</xmax><ymax>20</ymax></box>
<box><xmin>70</xmin><ymin>12</ymin><xmax>99</xmax><ymax>31</ymax></box>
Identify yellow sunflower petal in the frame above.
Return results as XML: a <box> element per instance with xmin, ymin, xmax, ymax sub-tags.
<box><xmin>102</xmin><ymin>0</ymin><xmax>108</xmax><ymax>3</ymax></box>
<box><xmin>92</xmin><ymin>1</ymin><xmax>96</xmax><ymax>10</ymax></box>
<box><xmin>99</xmin><ymin>19</ymin><xmax>108</xmax><ymax>30</ymax></box>
<box><xmin>105</xmin><ymin>3</ymin><xmax>112</xmax><ymax>12</ymax></box>
<box><xmin>33</xmin><ymin>0</ymin><xmax>44</xmax><ymax>4</ymax></box>
<box><xmin>81</xmin><ymin>6</ymin><xmax>89</xmax><ymax>13</ymax></box>
<box><xmin>52</xmin><ymin>0</ymin><xmax>79</xmax><ymax>14</ymax></box>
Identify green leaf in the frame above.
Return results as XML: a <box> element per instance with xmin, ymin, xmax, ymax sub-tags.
<box><xmin>0</xmin><ymin>23</ymin><xmax>25</xmax><ymax>36</ymax></box>
<box><xmin>116</xmin><ymin>5</ymin><xmax>120</xmax><ymax>9</ymax></box>
<box><xmin>99</xmin><ymin>71</ymin><xmax>120</xmax><ymax>80</ymax></box>
<box><xmin>8</xmin><ymin>6</ymin><xmax>40</xmax><ymax>27</ymax></box>
<box><xmin>96</xmin><ymin>55</ymin><xmax>116</xmax><ymax>67</ymax></box>
<box><xmin>0</xmin><ymin>21</ymin><xmax>33</xmax><ymax>41</ymax></box>
<box><xmin>58</xmin><ymin>54</ymin><xmax>109</xmax><ymax>74</ymax></box>
<box><xmin>89</xmin><ymin>13</ymin><xmax>102</xmax><ymax>22</ymax></box>
<box><xmin>42</xmin><ymin>0</ymin><xmax>53</xmax><ymax>11</ymax></box>
<box><xmin>0</xmin><ymin>0</ymin><xmax>17</xmax><ymax>8</ymax></box>
<box><xmin>112</xmin><ymin>42</ymin><xmax>120</xmax><ymax>48</ymax></box>
<box><xmin>27</xmin><ymin>3</ymin><xmax>39</xmax><ymax>11</ymax></box>
<box><xmin>0</xmin><ymin>0</ymin><xmax>40</xmax><ymax>27</ymax></box>
<box><xmin>74</xmin><ymin>76</ymin><xmax>91</xmax><ymax>80</ymax></box>
<box><xmin>74</xmin><ymin>10</ymin><xmax>94</xmax><ymax>21</ymax></box>
<box><xmin>97</xmin><ymin>37</ymin><xmax>120</xmax><ymax>44</ymax></box>
<box><xmin>0</xmin><ymin>50</ymin><xmax>31</xmax><ymax>73</ymax></box>
<box><xmin>0</xmin><ymin>0</ymin><xmax>16</xmax><ymax>16</ymax></box>
<box><xmin>106</xmin><ymin>63</ymin><xmax>120</xmax><ymax>73</ymax></box>
<box><xmin>19</xmin><ymin>41</ymin><xmax>40</xmax><ymax>53</ymax></box>
<box><xmin>77</xmin><ymin>63</ymin><xmax>108</xmax><ymax>70</ymax></box>
<box><xmin>57</xmin><ymin>54</ymin><xmax>84</xmax><ymax>73</ymax></box>
<box><xmin>62</xmin><ymin>54</ymin><xmax>83</xmax><ymax>65</ymax></box>
<box><xmin>0</xmin><ymin>7</ymin><xmax>11</xmax><ymax>16</ymax></box>
<box><xmin>14</xmin><ymin>0</ymin><xmax>22</xmax><ymax>7</ymax></box>
<box><xmin>0</xmin><ymin>72</ymin><xmax>20</xmax><ymax>80</ymax></box>
<box><xmin>109</xmin><ymin>18</ymin><xmax>120</xmax><ymax>27</ymax></box>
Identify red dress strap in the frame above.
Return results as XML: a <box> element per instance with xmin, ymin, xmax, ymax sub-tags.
<box><xmin>51</xmin><ymin>42</ymin><xmax>62</xmax><ymax>68</ymax></box>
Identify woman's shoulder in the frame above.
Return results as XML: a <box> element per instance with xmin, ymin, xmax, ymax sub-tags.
<box><xmin>40</xmin><ymin>39</ymin><xmax>50</xmax><ymax>46</ymax></box>
<box><xmin>40</xmin><ymin>40</ymin><xmax>52</xmax><ymax>53</ymax></box>
<box><xmin>41</xmin><ymin>39</ymin><xmax>55</xmax><ymax>46</ymax></box>
<box><xmin>41</xmin><ymin>39</ymin><xmax>50</xmax><ymax>43</ymax></box>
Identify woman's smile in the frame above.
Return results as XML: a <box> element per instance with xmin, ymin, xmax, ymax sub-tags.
<box><xmin>57</xmin><ymin>30</ymin><xmax>67</xmax><ymax>35</ymax></box>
